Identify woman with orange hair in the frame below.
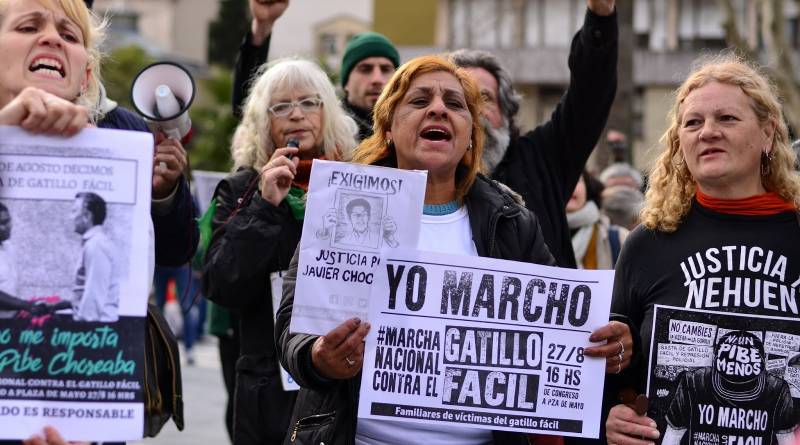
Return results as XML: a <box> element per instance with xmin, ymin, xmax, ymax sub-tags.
<box><xmin>276</xmin><ymin>54</ymin><xmax>633</xmax><ymax>445</ymax></box>
<box><xmin>274</xmin><ymin>55</ymin><xmax>550</xmax><ymax>444</ymax></box>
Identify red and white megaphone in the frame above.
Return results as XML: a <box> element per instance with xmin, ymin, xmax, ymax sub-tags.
<box><xmin>131</xmin><ymin>61</ymin><xmax>195</xmax><ymax>144</ymax></box>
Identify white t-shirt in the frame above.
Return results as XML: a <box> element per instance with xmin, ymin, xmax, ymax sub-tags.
<box><xmin>356</xmin><ymin>206</ymin><xmax>490</xmax><ymax>445</ymax></box>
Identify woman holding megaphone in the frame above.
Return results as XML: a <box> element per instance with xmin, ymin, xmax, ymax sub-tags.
<box><xmin>0</xmin><ymin>0</ymin><xmax>195</xmax><ymax>443</ymax></box>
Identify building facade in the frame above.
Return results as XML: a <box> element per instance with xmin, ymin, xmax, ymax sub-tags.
<box><xmin>93</xmin><ymin>0</ymin><xmax>219</xmax><ymax>66</ymax></box>
<box><xmin>384</xmin><ymin>0</ymin><xmax>800</xmax><ymax>170</ymax></box>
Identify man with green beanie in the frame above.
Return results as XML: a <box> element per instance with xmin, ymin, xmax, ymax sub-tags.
<box><xmin>339</xmin><ymin>31</ymin><xmax>400</xmax><ymax>140</ymax></box>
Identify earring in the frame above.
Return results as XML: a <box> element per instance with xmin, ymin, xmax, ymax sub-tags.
<box><xmin>761</xmin><ymin>148</ymin><xmax>773</xmax><ymax>176</ymax></box>
<box><xmin>386</xmin><ymin>139</ymin><xmax>393</xmax><ymax>148</ymax></box>
<box><xmin>467</xmin><ymin>141</ymin><xmax>473</xmax><ymax>151</ymax></box>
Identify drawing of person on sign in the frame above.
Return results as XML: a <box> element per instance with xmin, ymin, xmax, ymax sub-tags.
<box><xmin>661</xmin><ymin>331</ymin><xmax>796</xmax><ymax>445</ymax></box>
<box><xmin>317</xmin><ymin>193</ymin><xmax>398</xmax><ymax>250</ymax></box>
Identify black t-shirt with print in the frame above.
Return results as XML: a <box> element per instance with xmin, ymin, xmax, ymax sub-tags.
<box><xmin>612</xmin><ymin>203</ymin><xmax>800</xmax><ymax>361</ymax></box>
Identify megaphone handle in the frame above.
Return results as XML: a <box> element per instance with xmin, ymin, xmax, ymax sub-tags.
<box><xmin>164</xmin><ymin>128</ymin><xmax>182</xmax><ymax>141</ymax></box>
<box><xmin>157</xmin><ymin>128</ymin><xmax>182</xmax><ymax>170</ymax></box>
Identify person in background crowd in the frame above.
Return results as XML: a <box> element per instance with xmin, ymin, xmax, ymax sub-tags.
<box><xmin>606</xmin><ymin>55</ymin><xmax>800</xmax><ymax>445</ymax></box>
<box><xmin>605</xmin><ymin>129</ymin><xmax>629</xmax><ymax>163</ymax></box>
<box><xmin>231</xmin><ymin>0</ymin><xmax>400</xmax><ymax>141</ymax></box>
<box><xmin>203</xmin><ymin>58</ymin><xmax>358</xmax><ymax>445</ymax></box>
<box><xmin>567</xmin><ymin>171</ymin><xmax>629</xmax><ymax>269</ymax></box>
<box><xmin>599</xmin><ymin>161</ymin><xmax>644</xmax><ymax>191</ymax></box>
<box><xmin>338</xmin><ymin>31</ymin><xmax>399</xmax><ymax>139</ymax></box>
<box><xmin>601</xmin><ymin>185</ymin><xmax>644</xmax><ymax>230</ymax></box>
<box><xmin>449</xmin><ymin>0</ymin><xmax>618</xmax><ymax>269</ymax></box>
<box><xmin>600</xmin><ymin>185</ymin><xmax>644</xmax><ymax>230</ymax></box>
<box><xmin>231</xmin><ymin>0</ymin><xmax>288</xmax><ymax>119</ymax></box>
<box><xmin>153</xmin><ymin>263</ymin><xmax>200</xmax><ymax>363</ymax></box>
<box><xmin>276</xmin><ymin>54</ymin><xmax>633</xmax><ymax>445</ymax></box>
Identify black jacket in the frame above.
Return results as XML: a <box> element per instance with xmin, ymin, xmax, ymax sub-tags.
<box><xmin>203</xmin><ymin>167</ymin><xmax>301</xmax><ymax>360</ymax></box>
<box><xmin>275</xmin><ymin>174</ymin><xmax>555</xmax><ymax>445</ymax></box>
<box><xmin>492</xmin><ymin>9</ymin><xmax>617</xmax><ymax>268</ymax></box>
<box><xmin>342</xmin><ymin>99</ymin><xmax>373</xmax><ymax>141</ymax></box>
<box><xmin>232</xmin><ymin>33</ymin><xmax>271</xmax><ymax>119</ymax></box>
<box><xmin>202</xmin><ymin>168</ymin><xmax>301</xmax><ymax>442</ymax></box>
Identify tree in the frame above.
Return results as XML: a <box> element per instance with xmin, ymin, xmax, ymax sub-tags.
<box><xmin>189</xmin><ymin>67</ymin><xmax>237</xmax><ymax>172</ymax></box>
<box><xmin>101</xmin><ymin>45</ymin><xmax>154</xmax><ymax>110</ymax></box>
<box><xmin>208</xmin><ymin>0</ymin><xmax>250</xmax><ymax>68</ymax></box>
<box><xmin>721</xmin><ymin>0</ymin><xmax>800</xmax><ymax>133</ymax></box>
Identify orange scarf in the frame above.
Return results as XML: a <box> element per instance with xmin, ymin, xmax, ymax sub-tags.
<box><xmin>696</xmin><ymin>188</ymin><xmax>797</xmax><ymax>215</ymax></box>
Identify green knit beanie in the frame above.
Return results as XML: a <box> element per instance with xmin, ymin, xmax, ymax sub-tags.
<box><xmin>340</xmin><ymin>32</ymin><xmax>400</xmax><ymax>87</ymax></box>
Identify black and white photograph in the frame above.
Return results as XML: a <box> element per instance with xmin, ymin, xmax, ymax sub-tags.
<box><xmin>0</xmin><ymin>192</ymin><xmax>128</xmax><ymax>322</ymax></box>
<box><xmin>319</xmin><ymin>191</ymin><xmax>400</xmax><ymax>251</ymax></box>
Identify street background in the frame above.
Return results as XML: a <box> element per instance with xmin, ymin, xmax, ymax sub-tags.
<box><xmin>132</xmin><ymin>339</ymin><xmax>228</xmax><ymax>445</ymax></box>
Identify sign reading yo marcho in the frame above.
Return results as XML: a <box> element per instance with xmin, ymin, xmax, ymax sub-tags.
<box><xmin>358</xmin><ymin>249</ymin><xmax>614</xmax><ymax>438</ymax></box>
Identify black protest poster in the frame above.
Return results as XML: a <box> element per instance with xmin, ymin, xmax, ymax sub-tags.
<box><xmin>647</xmin><ymin>305</ymin><xmax>800</xmax><ymax>445</ymax></box>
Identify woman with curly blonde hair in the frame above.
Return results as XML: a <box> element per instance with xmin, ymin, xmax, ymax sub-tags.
<box><xmin>606</xmin><ymin>54</ymin><xmax>800</xmax><ymax>445</ymax></box>
<box><xmin>641</xmin><ymin>56</ymin><xmax>800</xmax><ymax>232</ymax></box>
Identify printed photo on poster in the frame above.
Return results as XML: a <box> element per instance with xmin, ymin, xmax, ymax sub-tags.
<box><xmin>314</xmin><ymin>191</ymin><xmax>399</xmax><ymax>251</ymax></box>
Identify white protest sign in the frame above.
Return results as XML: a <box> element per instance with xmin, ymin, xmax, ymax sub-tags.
<box><xmin>270</xmin><ymin>272</ymin><xmax>299</xmax><ymax>391</ymax></box>
<box><xmin>358</xmin><ymin>249</ymin><xmax>614</xmax><ymax>438</ymax></box>
<box><xmin>0</xmin><ymin>126</ymin><xmax>152</xmax><ymax>442</ymax></box>
<box><xmin>666</xmin><ymin>319</ymin><xmax>716</xmax><ymax>346</ymax></box>
<box><xmin>290</xmin><ymin>160</ymin><xmax>426</xmax><ymax>335</ymax></box>
<box><xmin>192</xmin><ymin>170</ymin><xmax>228</xmax><ymax>214</ymax></box>
<box><xmin>764</xmin><ymin>331</ymin><xmax>800</xmax><ymax>357</ymax></box>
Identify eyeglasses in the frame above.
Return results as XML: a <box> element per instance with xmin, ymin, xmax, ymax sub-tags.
<box><xmin>268</xmin><ymin>98</ymin><xmax>323</xmax><ymax>117</ymax></box>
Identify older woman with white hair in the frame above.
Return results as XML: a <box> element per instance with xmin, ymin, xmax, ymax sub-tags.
<box><xmin>203</xmin><ymin>57</ymin><xmax>357</xmax><ymax>445</ymax></box>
